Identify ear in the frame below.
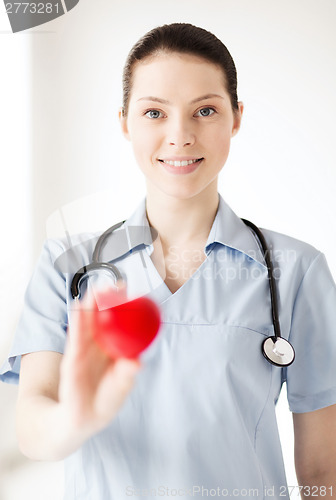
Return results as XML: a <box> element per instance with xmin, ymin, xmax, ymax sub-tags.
<box><xmin>119</xmin><ymin>107</ymin><xmax>130</xmax><ymax>141</ymax></box>
<box><xmin>231</xmin><ymin>101</ymin><xmax>244</xmax><ymax>137</ymax></box>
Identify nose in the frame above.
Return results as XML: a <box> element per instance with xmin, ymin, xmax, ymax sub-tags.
<box><xmin>166</xmin><ymin>115</ymin><xmax>196</xmax><ymax>148</ymax></box>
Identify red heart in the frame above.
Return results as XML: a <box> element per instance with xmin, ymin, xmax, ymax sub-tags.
<box><xmin>92</xmin><ymin>293</ymin><xmax>161</xmax><ymax>359</ymax></box>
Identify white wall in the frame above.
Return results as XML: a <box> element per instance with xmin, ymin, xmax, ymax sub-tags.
<box><xmin>0</xmin><ymin>5</ymin><xmax>35</xmax><ymax>499</ymax></box>
<box><xmin>1</xmin><ymin>0</ymin><xmax>335</xmax><ymax>497</ymax></box>
<box><xmin>29</xmin><ymin>0</ymin><xmax>336</xmax><ymax>269</ymax></box>
<box><xmin>0</xmin><ymin>4</ymin><xmax>32</xmax><ymax>363</ymax></box>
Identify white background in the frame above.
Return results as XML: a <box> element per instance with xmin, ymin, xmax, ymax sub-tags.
<box><xmin>0</xmin><ymin>0</ymin><xmax>335</xmax><ymax>498</ymax></box>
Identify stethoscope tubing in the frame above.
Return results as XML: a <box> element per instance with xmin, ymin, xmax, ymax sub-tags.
<box><xmin>241</xmin><ymin>218</ymin><xmax>281</xmax><ymax>340</ymax></box>
<box><xmin>70</xmin><ymin>217</ymin><xmax>295</xmax><ymax>366</ymax></box>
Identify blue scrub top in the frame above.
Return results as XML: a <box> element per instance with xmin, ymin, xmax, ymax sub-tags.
<box><xmin>1</xmin><ymin>193</ymin><xmax>336</xmax><ymax>499</ymax></box>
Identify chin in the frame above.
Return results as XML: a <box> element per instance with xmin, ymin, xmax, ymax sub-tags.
<box><xmin>157</xmin><ymin>183</ymin><xmax>212</xmax><ymax>202</ymax></box>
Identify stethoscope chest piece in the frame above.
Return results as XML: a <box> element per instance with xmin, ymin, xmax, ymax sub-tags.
<box><xmin>262</xmin><ymin>337</ymin><xmax>295</xmax><ymax>367</ymax></box>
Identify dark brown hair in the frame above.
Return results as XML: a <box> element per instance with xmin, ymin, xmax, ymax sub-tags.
<box><xmin>122</xmin><ymin>22</ymin><xmax>239</xmax><ymax>117</ymax></box>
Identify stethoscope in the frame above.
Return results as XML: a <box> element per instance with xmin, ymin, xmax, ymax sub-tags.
<box><xmin>70</xmin><ymin>219</ymin><xmax>295</xmax><ymax>367</ymax></box>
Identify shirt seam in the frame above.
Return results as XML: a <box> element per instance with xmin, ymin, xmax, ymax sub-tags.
<box><xmin>283</xmin><ymin>251</ymin><xmax>322</xmax><ymax>385</ymax></box>
<box><xmin>288</xmin><ymin>251</ymin><xmax>322</xmax><ymax>339</ymax></box>
<box><xmin>161</xmin><ymin>321</ymin><xmax>271</xmax><ymax>336</ymax></box>
<box><xmin>254</xmin><ymin>362</ymin><xmax>273</xmax><ymax>496</ymax></box>
<box><xmin>289</xmin><ymin>384</ymin><xmax>336</xmax><ymax>404</ymax></box>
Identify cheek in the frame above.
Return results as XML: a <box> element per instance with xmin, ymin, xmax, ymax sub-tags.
<box><xmin>205</xmin><ymin>126</ymin><xmax>232</xmax><ymax>157</ymax></box>
<box><xmin>129</xmin><ymin>125</ymin><xmax>159</xmax><ymax>162</ymax></box>
<box><xmin>204</xmin><ymin>119</ymin><xmax>232</xmax><ymax>141</ymax></box>
<box><xmin>129</xmin><ymin>135</ymin><xmax>149</xmax><ymax>164</ymax></box>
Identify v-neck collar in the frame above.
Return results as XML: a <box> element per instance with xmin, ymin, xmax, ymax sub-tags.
<box><xmin>118</xmin><ymin>194</ymin><xmax>266</xmax><ymax>268</ymax></box>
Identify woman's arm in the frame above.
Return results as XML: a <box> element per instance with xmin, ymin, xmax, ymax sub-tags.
<box><xmin>16</xmin><ymin>303</ymin><xmax>141</xmax><ymax>461</ymax></box>
<box><xmin>17</xmin><ymin>351</ymin><xmax>88</xmax><ymax>461</ymax></box>
<box><xmin>293</xmin><ymin>405</ymin><xmax>336</xmax><ymax>498</ymax></box>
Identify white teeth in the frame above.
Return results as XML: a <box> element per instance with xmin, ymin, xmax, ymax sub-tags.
<box><xmin>162</xmin><ymin>159</ymin><xmax>201</xmax><ymax>167</ymax></box>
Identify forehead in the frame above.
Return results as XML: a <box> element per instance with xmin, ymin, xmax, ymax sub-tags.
<box><xmin>129</xmin><ymin>52</ymin><xmax>228</xmax><ymax>102</ymax></box>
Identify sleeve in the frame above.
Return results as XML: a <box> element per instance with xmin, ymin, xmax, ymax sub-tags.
<box><xmin>286</xmin><ymin>252</ymin><xmax>336</xmax><ymax>413</ymax></box>
<box><xmin>0</xmin><ymin>239</ymin><xmax>68</xmax><ymax>385</ymax></box>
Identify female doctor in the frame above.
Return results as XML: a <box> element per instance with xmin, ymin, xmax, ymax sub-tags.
<box><xmin>1</xmin><ymin>23</ymin><xmax>336</xmax><ymax>499</ymax></box>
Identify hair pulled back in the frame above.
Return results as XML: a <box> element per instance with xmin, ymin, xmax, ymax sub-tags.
<box><xmin>122</xmin><ymin>23</ymin><xmax>239</xmax><ymax>116</ymax></box>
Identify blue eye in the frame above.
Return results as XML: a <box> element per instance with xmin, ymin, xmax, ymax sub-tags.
<box><xmin>145</xmin><ymin>110</ymin><xmax>163</xmax><ymax>119</ymax></box>
<box><xmin>196</xmin><ymin>107</ymin><xmax>215</xmax><ymax>117</ymax></box>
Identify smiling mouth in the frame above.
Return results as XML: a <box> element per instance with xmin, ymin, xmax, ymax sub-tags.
<box><xmin>158</xmin><ymin>158</ymin><xmax>203</xmax><ymax>167</ymax></box>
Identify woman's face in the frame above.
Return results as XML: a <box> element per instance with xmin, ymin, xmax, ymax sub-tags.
<box><xmin>120</xmin><ymin>52</ymin><xmax>243</xmax><ymax>200</ymax></box>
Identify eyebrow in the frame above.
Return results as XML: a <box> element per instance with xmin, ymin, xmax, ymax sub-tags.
<box><xmin>136</xmin><ymin>93</ymin><xmax>225</xmax><ymax>105</ymax></box>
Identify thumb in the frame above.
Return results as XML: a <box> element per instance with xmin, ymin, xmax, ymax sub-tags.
<box><xmin>94</xmin><ymin>358</ymin><xmax>142</xmax><ymax>419</ymax></box>
<box><xmin>114</xmin><ymin>358</ymin><xmax>142</xmax><ymax>379</ymax></box>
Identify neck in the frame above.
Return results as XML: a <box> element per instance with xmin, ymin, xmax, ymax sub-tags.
<box><xmin>145</xmin><ymin>183</ymin><xmax>220</xmax><ymax>249</ymax></box>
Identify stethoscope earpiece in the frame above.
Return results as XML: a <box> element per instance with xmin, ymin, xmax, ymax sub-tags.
<box><xmin>71</xmin><ymin>262</ymin><xmax>124</xmax><ymax>300</ymax></box>
<box><xmin>70</xmin><ymin>220</ymin><xmax>126</xmax><ymax>300</ymax></box>
<box><xmin>262</xmin><ymin>336</ymin><xmax>295</xmax><ymax>367</ymax></box>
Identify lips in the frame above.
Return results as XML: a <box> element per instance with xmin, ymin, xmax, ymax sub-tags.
<box><xmin>158</xmin><ymin>158</ymin><xmax>203</xmax><ymax>167</ymax></box>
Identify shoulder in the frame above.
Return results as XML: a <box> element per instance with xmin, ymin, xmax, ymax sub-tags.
<box><xmin>261</xmin><ymin>227</ymin><xmax>322</xmax><ymax>274</ymax></box>
<box><xmin>39</xmin><ymin>230</ymin><xmax>101</xmax><ymax>276</ymax></box>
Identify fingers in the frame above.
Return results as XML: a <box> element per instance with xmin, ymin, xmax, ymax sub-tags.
<box><xmin>114</xmin><ymin>358</ymin><xmax>141</xmax><ymax>379</ymax></box>
<box><xmin>93</xmin><ymin>281</ymin><xmax>128</xmax><ymax>311</ymax></box>
<box><xmin>67</xmin><ymin>291</ymin><xmax>98</xmax><ymax>357</ymax></box>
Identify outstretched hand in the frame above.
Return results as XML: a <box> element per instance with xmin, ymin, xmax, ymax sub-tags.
<box><xmin>58</xmin><ymin>285</ymin><xmax>141</xmax><ymax>435</ymax></box>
